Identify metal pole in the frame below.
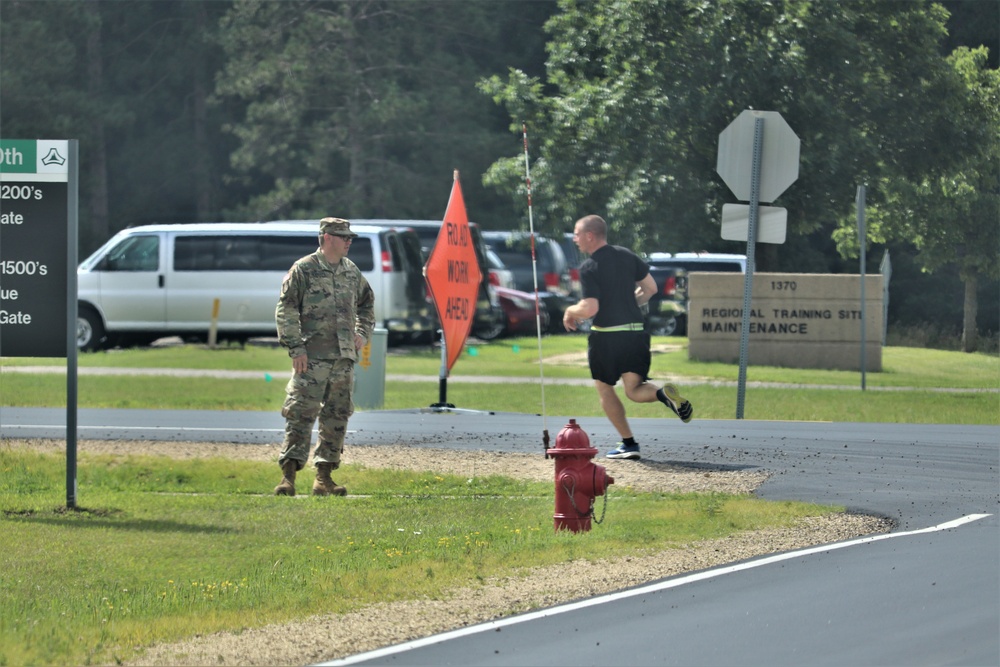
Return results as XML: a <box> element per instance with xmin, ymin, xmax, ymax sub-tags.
<box><xmin>879</xmin><ymin>250</ymin><xmax>891</xmax><ymax>346</ymax></box>
<box><xmin>736</xmin><ymin>117</ymin><xmax>764</xmax><ymax>419</ymax></box>
<box><xmin>857</xmin><ymin>185</ymin><xmax>867</xmax><ymax>391</ymax></box>
<box><xmin>66</xmin><ymin>140</ymin><xmax>79</xmax><ymax>509</ymax></box>
<box><xmin>432</xmin><ymin>329</ymin><xmax>454</xmax><ymax>408</ymax></box>
<box><xmin>522</xmin><ymin>122</ymin><xmax>549</xmax><ymax>452</ymax></box>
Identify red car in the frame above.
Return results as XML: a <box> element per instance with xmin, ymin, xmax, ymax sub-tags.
<box><xmin>476</xmin><ymin>285</ymin><xmax>550</xmax><ymax>339</ymax></box>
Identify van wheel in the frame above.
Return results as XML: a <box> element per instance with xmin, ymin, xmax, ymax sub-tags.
<box><xmin>77</xmin><ymin>308</ymin><xmax>106</xmax><ymax>351</ymax></box>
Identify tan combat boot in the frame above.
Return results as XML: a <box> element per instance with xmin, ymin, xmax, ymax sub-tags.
<box><xmin>273</xmin><ymin>460</ymin><xmax>298</xmax><ymax>496</ymax></box>
<box><xmin>313</xmin><ymin>462</ymin><xmax>347</xmax><ymax>497</ymax></box>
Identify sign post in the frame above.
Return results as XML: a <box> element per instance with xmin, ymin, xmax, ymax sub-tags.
<box><xmin>857</xmin><ymin>184</ymin><xmax>867</xmax><ymax>391</ymax></box>
<box><xmin>0</xmin><ymin>138</ymin><xmax>79</xmax><ymax>507</ymax></box>
<box><xmin>716</xmin><ymin>111</ymin><xmax>800</xmax><ymax>418</ymax></box>
<box><xmin>423</xmin><ymin>171</ymin><xmax>482</xmax><ymax>411</ymax></box>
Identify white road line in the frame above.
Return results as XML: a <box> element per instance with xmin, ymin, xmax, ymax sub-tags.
<box><xmin>317</xmin><ymin>513</ymin><xmax>993</xmax><ymax>667</ymax></box>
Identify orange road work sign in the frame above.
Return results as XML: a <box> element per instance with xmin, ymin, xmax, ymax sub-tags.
<box><xmin>424</xmin><ymin>171</ymin><xmax>483</xmax><ymax>374</ymax></box>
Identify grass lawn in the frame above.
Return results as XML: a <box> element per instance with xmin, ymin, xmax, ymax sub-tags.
<box><xmin>0</xmin><ymin>449</ymin><xmax>840</xmax><ymax>666</ymax></box>
<box><xmin>2</xmin><ymin>337</ymin><xmax>996</xmax><ymax>423</ymax></box>
<box><xmin>0</xmin><ymin>338</ymin><xmax>993</xmax><ymax>664</ymax></box>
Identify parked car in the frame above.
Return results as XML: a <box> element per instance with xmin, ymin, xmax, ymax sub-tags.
<box><xmin>484</xmin><ymin>247</ymin><xmax>514</xmax><ymax>289</ymax></box>
<box><xmin>559</xmin><ymin>232</ymin><xmax>584</xmax><ymax>296</ymax></box>
<box><xmin>75</xmin><ymin>221</ymin><xmax>434</xmax><ymax>350</ymax></box>
<box><xmin>460</xmin><ymin>250</ymin><xmax>520</xmax><ymax>341</ymax></box>
<box><xmin>493</xmin><ymin>285</ymin><xmax>551</xmax><ymax>337</ymax></box>
<box><xmin>644</xmin><ymin>264</ymin><xmax>688</xmax><ymax>336</ymax></box>
<box><xmin>354</xmin><ymin>219</ymin><xmax>505</xmax><ymax>342</ymax></box>
<box><xmin>644</xmin><ymin>252</ymin><xmax>746</xmax><ymax>336</ymax></box>
<box><xmin>481</xmin><ymin>231</ymin><xmax>577</xmax><ymax>332</ymax></box>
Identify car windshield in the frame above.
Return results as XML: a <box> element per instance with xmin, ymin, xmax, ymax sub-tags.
<box><xmin>488</xmin><ymin>237</ymin><xmax>557</xmax><ymax>273</ymax></box>
<box><xmin>485</xmin><ymin>248</ymin><xmax>506</xmax><ymax>270</ymax></box>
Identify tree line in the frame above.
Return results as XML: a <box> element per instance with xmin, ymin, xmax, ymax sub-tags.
<box><xmin>1</xmin><ymin>0</ymin><xmax>996</xmax><ymax>349</ymax></box>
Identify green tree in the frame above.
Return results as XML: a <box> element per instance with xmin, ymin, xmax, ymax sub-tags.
<box><xmin>1</xmin><ymin>1</ymin><xmax>235</xmax><ymax>253</ymax></box>
<box><xmin>480</xmin><ymin>0</ymin><xmax>973</xmax><ymax>268</ymax></box>
<box><xmin>0</xmin><ymin>0</ymin><xmax>118</xmax><ymax>249</ymax></box>
<box><xmin>98</xmin><ymin>1</ymin><xmax>235</xmax><ymax>232</ymax></box>
<box><xmin>214</xmin><ymin>0</ymin><xmax>553</xmax><ymax>225</ymax></box>
<box><xmin>838</xmin><ymin>47</ymin><xmax>998</xmax><ymax>352</ymax></box>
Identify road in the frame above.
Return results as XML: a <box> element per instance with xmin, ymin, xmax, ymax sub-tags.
<box><xmin>2</xmin><ymin>403</ymin><xmax>997</xmax><ymax>665</ymax></box>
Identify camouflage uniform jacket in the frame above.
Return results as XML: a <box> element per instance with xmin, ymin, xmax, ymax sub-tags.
<box><xmin>276</xmin><ymin>249</ymin><xmax>376</xmax><ymax>361</ymax></box>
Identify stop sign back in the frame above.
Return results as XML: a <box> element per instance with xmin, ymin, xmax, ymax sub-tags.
<box><xmin>717</xmin><ymin>110</ymin><xmax>800</xmax><ymax>203</ymax></box>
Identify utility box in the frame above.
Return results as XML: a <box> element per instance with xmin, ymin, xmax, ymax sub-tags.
<box><xmin>354</xmin><ymin>328</ymin><xmax>387</xmax><ymax>409</ymax></box>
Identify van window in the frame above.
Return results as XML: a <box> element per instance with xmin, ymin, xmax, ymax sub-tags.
<box><xmin>490</xmin><ymin>238</ymin><xmax>560</xmax><ymax>274</ymax></box>
<box><xmin>171</xmin><ymin>234</ymin><xmax>375</xmax><ymax>272</ymax></box>
<box><xmin>180</xmin><ymin>237</ymin><xmax>261</xmax><ymax>271</ymax></box>
<box><xmin>259</xmin><ymin>236</ymin><xmax>317</xmax><ymax>271</ymax></box>
<box><xmin>103</xmin><ymin>235</ymin><xmax>160</xmax><ymax>271</ymax></box>
<box><xmin>174</xmin><ymin>236</ymin><xmax>262</xmax><ymax>271</ymax></box>
<box><xmin>346</xmin><ymin>237</ymin><xmax>374</xmax><ymax>271</ymax></box>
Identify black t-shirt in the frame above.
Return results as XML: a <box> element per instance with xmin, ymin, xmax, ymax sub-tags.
<box><xmin>579</xmin><ymin>244</ymin><xmax>649</xmax><ymax>328</ymax></box>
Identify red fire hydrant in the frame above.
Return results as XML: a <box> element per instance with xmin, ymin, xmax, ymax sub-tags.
<box><xmin>546</xmin><ymin>419</ymin><xmax>614</xmax><ymax>532</ymax></box>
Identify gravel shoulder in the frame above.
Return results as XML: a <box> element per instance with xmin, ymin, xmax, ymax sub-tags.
<box><xmin>6</xmin><ymin>438</ymin><xmax>892</xmax><ymax>666</ymax></box>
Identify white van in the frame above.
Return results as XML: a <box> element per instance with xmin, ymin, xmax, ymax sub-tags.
<box><xmin>646</xmin><ymin>252</ymin><xmax>747</xmax><ymax>273</ymax></box>
<box><xmin>76</xmin><ymin>221</ymin><xmax>433</xmax><ymax>350</ymax></box>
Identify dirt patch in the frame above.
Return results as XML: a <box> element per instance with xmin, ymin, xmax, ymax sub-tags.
<box><xmin>544</xmin><ymin>341</ymin><xmax>681</xmax><ymax>367</ymax></box>
<box><xmin>3</xmin><ymin>438</ymin><xmax>891</xmax><ymax>666</ymax></box>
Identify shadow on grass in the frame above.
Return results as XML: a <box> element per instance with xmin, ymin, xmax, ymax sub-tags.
<box><xmin>2</xmin><ymin>506</ymin><xmax>233</xmax><ymax>534</ymax></box>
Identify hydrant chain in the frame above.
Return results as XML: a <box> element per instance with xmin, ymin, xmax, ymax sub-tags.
<box><xmin>562</xmin><ymin>477</ymin><xmax>593</xmax><ymax>519</ymax></box>
<box><xmin>591</xmin><ymin>466</ymin><xmax>608</xmax><ymax>525</ymax></box>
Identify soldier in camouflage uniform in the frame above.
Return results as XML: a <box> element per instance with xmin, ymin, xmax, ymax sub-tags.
<box><xmin>273</xmin><ymin>217</ymin><xmax>376</xmax><ymax>497</ymax></box>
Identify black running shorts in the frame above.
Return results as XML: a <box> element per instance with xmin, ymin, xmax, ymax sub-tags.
<box><xmin>587</xmin><ymin>330</ymin><xmax>651</xmax><ymax>386</ymax></box>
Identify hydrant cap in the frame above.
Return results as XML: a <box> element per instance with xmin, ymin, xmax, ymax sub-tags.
<box><xmin>548</xmin><ymin>419</ymin><xmax>597</xmax><ymax>455</ymax></box>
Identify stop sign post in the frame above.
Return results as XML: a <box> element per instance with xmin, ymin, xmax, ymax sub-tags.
<box><xmin>716</xmin><ymin>110</ymin><xmax>800</xmax><ymax>418</ymax></box>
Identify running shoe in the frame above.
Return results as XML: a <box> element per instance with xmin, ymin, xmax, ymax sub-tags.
<box><xmin>606</xmin><ymin>442</ymin><xmax>641</xmax><ymax>460</ymax></box>
<box><xmin>662</xmin><ymin>383</ymin><xmax>693</xmax><ymax>423</ymax></box>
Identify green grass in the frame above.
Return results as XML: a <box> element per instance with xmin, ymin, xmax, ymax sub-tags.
<box><xmin>2</xmin><ymin>337</ymin><xmax>997</xmax><ymax>423</ymax></box>
<box><xmin>2</xmin><ymin>338</ymin><xmax>991</xmax><ymax>663</ymax></box>
<box><xmin>7</xmin><ymin>334</ymin><xmax>997</xmax><ymax>388</ymax></box>
<box><xmin>0</xmin><ymin>449</ymin><xmax>837</xmax><ymax>666</ymax></box>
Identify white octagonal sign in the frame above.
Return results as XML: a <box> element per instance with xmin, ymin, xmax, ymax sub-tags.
<box><xmin>717</xmin><ymin>110</ymin><xmax>800</xmax><ymax>203</ymax></box>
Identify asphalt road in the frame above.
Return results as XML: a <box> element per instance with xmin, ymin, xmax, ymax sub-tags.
<box><xmin>2</xmin><ymin>407</ymin><xmax>997</xmax><ymax>666</ymax></box>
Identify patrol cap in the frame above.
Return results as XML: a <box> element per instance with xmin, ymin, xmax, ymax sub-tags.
<box><xmin>319</xmin><ymin>217</ymin><xmax>358</xmax><ymax>238</ymax></box>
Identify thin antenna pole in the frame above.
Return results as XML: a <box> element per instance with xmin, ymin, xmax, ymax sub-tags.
<box><xmin>522</xmin><ymin>122</ymin><xmax>549</xmax><ymax>452</ymax></box>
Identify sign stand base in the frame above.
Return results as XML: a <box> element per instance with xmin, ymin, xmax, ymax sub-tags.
<box><xmin>424</xmin><ymin>377</ymin><xmax>495</xmax><ymax>415</ymax></box>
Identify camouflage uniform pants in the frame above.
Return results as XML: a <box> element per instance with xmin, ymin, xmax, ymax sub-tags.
<box><xmin>278</xmin><ymin>357</ymin><xmax>355</xmax><ymax>471</ymax></box>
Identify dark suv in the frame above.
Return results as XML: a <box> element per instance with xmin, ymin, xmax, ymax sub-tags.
<box><xmin>559</xmin><ymin>232</ymin><xmax>584</xmax><ymax>297</ymax></box>
<box><xmin>481</xmin><ymin>231</ymin><xmax>577</xmax><ymax>332</ymax></box>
